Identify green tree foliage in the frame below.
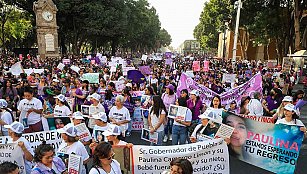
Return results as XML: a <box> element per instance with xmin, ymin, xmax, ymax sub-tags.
<box><xmin>157</xmin><ymin>28</ymin><xmax>172</xmax><ymax>48</ymax></box>
<box><xmin>193</xmin><ymin>0</ymin><xmax>233</xmax><ymax>49</ymax></box>
<box><xmin>4</xmin><ymin>0</ymin><xmax>171</xmax><ymax>55</ymax></box>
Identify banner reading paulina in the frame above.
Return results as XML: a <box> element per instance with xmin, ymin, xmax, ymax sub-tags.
<box><xmin>222</xmin><ymin>112</ymin><xmax>304</xmax><ymax>174</ymax></box>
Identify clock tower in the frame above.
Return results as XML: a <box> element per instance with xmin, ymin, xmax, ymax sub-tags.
<box><xmin>33</xmin><ymin>0</ymin><xmax>59</xmax><ymax>60</ymax></box>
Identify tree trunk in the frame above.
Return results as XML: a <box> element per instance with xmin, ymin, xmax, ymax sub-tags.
<box><xmin>294</xmin><ymin>0</ymin><xmax>301</xmax><ymax>51</ymax></box>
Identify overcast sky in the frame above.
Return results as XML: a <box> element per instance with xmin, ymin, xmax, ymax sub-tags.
<box><xmin>147</xmin><ymin>0</ymin><xmax>205</xmax><ymax>48</ymax></box>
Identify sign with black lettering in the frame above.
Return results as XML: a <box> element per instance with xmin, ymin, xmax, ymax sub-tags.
<box><xmin>0</xmin><ymin>143</ymin><xmax>26</xmax><ymax>174</ymax></box>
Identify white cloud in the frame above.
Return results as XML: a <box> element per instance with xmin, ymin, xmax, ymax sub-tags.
<box><xmin>147</xmin><ymin>0</ymin><xmax>205</xmax><ymax>48</ymax></box>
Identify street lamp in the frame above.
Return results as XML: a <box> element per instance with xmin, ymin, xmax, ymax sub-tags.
<box><xmin>232</xmin><ymin>0</ymin><xmax>242</xmax><ymax>69</ymax></box>
<box><xmin>222</xmin><ymin>20</ymin><xmax>229</xmax><ymax>65</ymax></box>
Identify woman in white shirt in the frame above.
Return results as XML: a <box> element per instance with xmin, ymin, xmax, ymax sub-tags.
<box><xmin>109</xmin><ymin>95</ymin><xmax>131</xmax><ymax>137</ymax></box>
<box><xmin>148</xmin><ymin>95</ymin><xmax>167</xmax><ymax>145</ymax></box>
<box><xmin>276</xmin><ymin>103</ymin><xmax>306</xmax><ymax>135</ymax></box>
<box><xmin>88</xmin><ymin>93</ymin><xmax>105</xmax><ymax>131</ymax></box>
<box><xmin>0</xmin><ymin>99</ymin><xmax>14</xmax><ymax>136</ymax></box>
<box><xmin>89</xmin><ymin>142</ymin><xmax>121</xmax><ymax>174</ymax></box>
<box><xmin>57</xmin><ymin>123</ymin><xmax>89</xmax><ymax>174</ymax></box>
<box><xmin>52</xmin><ymin>94</ymin><xmax>71</xmax><ymax>117</ymax></box>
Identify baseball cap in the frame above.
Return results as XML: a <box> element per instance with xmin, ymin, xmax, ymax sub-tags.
<box><xmin>284</xmin><ymin>103</ymin><xmax>295</xmax><ymax>112</ymax></box>
<box><xmin>88</xmin><ymin>93</ymin><xmax>101</xmax><ymax>101</ymax></box>
<box><xmin>0</xmin><ymin>99</ymin><xmax>8</xmax><ymax>108</ymax></box>
<box><xmin>190</xmin><ymin>90</ymin><xmax>199</xmax><ymax>96</ymax></box>
<box><xmin>282</xmin><ymin>96</ymin><xmax>293</xmax><ymax>102</ymax></box>
<box><xmin>4</xmin><ymin>121</ymin><xmax>24</xmax><ymax>134</ymax></box>
<box><xmin>199</xmin><ymin>108</ymin><xmax>222</xmax><ymax>123</ymax></box>
<box><xmin>93</xmin><ymin>112</ymin><xmax>108</xmax><ymax>122</ymax></box>
<box><xmin>54</xmin><ymin>94</ymin><xmax>66</xmax><ymax>102</ymax></box>
<box><xmin>57</xmin><ymin>123</ymin><xmax>78</xmax><ymax>137</ymax></box>
<box><xmin>72</xmin><ymin>111</ymin><xmax>84</xmax><ymax>120</ymax></box>
<box><xmin>102</xmin><ymin>124</ymin><xmax>121</xmax><ymax>136</ymax></box>
<box><xmin>165</xmin><ymin>84</ymin><xmax>174</xmax><ymax>91</ymax></box>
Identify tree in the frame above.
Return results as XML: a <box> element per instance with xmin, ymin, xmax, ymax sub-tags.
<box><xmin>157</xmin><ymin>28</ymin><xmax>172</xmax><ymax>48</ymax></box>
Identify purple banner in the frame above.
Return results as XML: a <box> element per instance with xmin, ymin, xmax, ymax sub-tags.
<box><xmin>177</xmin><ymin>73</ymin><xmax>262</xmax><ymax>106</ymax></box>
<box><xmin>139</xmin><ymin>66</ymin><xmax>151</xmax><ymax>75</ymax></box>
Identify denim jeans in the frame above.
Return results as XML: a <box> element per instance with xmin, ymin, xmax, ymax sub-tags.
<box><xmin>151</xmin><ymin>131</ymin><xmax>164</xmax><ymax>146</ymax></box>
<box><xmin>164</xmin><ymin>118</ymin><xmax>174</xmax><ymax>136</ymax></box>
<box><xmin>172</xmin><ymin>125</ymin><xmax>188</xmax><ymax>145</ymax></box>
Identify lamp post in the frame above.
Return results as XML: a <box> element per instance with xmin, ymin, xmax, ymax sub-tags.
<box><xmin>232</xmin><ymin>0</ymin><xmax>242</xmax><ymax>69</ymax></box>
<box><xmin>222</xmin><ymin>20</ymin><xmax>229</xmax><ymax>65</ymax></box>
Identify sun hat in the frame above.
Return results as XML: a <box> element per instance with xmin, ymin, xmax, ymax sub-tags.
<box><xmin>102</xmin><ymin>124</ymin><xmax>121</xmax><ymax>136</ymax></box>
<box><xmin>165</xmin><ymin>84</ymin><xmax>174</xmax><ymax>91</ymax></box>
<box><xmin>93</xmin><ymin>112</ymin><xmax>108</xmax><ymax>122</ymax></box>
<box><xmin>88</xmin><ymin>93</ymin><xmax>101</xmax><ymax>101</ymax></box>
<box><xmin>284</xmin><ymin>103</ymin><xmax>295</xmax><ymax>112</ymax></box>
<box><xmin>72</xmin><ymin>111</ymin><xmax>84</xmax><ymax>120</ymax></box>
<box><xmin>0</xmin><ymin>99</ymin><xmax>8</xmax><ymax>108</ymax></box>
<box><xmin>57</xmin><ymin>123</ymin><xmax>78</xmax><ymax>137</ymax></box>
<box><xmin>54</xmin><ymin>94</ymin><xmax>66</xmax><ymax>102</ymax></box>
<box><xmin>4</xmin><ymin>121</ymin><xmax>24</xmax><ymax>134</ymax></box>
<box><xmin>190</xmin><ymin>89</ymin><xmax>199</xmax><ymax>96</ymax></box>
<box><xmin>282</xmin><ymin>96</ymin><xmax>293</xmax><ymax>102</ymax></box>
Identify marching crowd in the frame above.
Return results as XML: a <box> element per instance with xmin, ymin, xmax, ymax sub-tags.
<box><xmin>0</xmin><ymin>53</ymin><xmax>306</xmax><ymax>174</ymax></box>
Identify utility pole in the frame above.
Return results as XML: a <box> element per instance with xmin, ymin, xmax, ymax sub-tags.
<box><xmin>232</xmin><ymin>0</ymin><xmax>242</xmax><ymax>69</ymax></box>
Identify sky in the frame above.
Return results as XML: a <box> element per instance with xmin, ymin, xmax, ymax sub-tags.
<box><xmin>147</xmin><ymin>0</ymin><xmax>205</xmax><ymax>48</ymax></box>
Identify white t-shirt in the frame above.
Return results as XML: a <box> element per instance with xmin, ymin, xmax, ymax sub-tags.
<box><xmin>18</xmin><ymin>97</ymin><xmax>43</xmax><ymax>125</ymax></box>
<box><xmin>88</xmin><ymin>103</ymin><xmax>106</xmax><ymax>129</ymax></box>
<box><xmin>92</xmin><ymin>124</ymin><xmax>109</xmax><ymax>142</ymax></box>
<box><xmin>149</xmin><ymin>107</ymin><xmax>165</xmax><ymax>132</ymax></box>
<box><xmin>276</xmin><ymin>118</ymin><xmax>305</xmax><ymax>127</ymax></box>
<box><xmin>109</xmin><ymin>106</ymin><xmax>131</xmax><ymax>132</ymax></box>
<box><xmin>151</xmin><ymin>78</ymin><xmax>158</xmax><ymax>84</ymax></box>
<box><xmin>54</xmin><ymin>105</ymin><xmax>71</xmax><ymax>117</ymax></box>
<box><xmin>12</xmin><ymin>137</ymin><xmax>34</xmax><ymax>174</ymax></box>
<box><xmin>173</xmin><ymin>108</ymin><xmax>192</xmax><ymax>127</ymax></box>
<box><xmin>1</xmin><ymin>110</ymin><xmax>13</xmax><ymax>134</ymax></box>
<box><xmin>89</xmin><ymin>160</ymin><xmax>121</xmax><ymax>174</ymax></box>
<box><xmin>57</xmin><ymin>141</ymin><xmax>89</xmax><ymax>174</ymax></box>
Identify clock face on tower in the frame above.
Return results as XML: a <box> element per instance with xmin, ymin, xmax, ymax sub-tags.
<box><xmin>42</xmin><ymin>11</ymin><xmax>53</xmax><ymax>21</ymax></box>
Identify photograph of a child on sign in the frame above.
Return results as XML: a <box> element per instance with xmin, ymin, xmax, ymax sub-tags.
<box><xmin>48</xmin><ymin>117</ymin><xmax>71</xmax><ymax>130</ymax></box>
<box><xmin>81</xmin><ymin>105</ymin><xmax>90</xmax><ymax>115</ymax></box>
<box><xmin>203</xmin><ymin>120</ymin><xmax>221</xmax><ymax>138</ymax></box>
<box><xmin>141</xmin><ymin>129</ymin><xmax>150</xmax><ymax>141</ymax></box>
<box><xmin>169</xmin><ymin>105</ymin><xmax>178</xmax><ymax>118</ymax></box>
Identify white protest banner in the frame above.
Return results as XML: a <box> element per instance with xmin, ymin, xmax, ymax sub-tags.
<box><xmin>63</xmin><ymin>59</ymin><xmax>70</xmax><ymax>65</ymax></box>
<box><xmin>0</xmin><ymin>130</ymin><xmax>62</xmax><ymax>152</ymax></box>
<box><xmin>112</xmin><ymin>57</ymin><xmax>124</xmax><ymax>66</ymax></box>
<box><xmin>141</xmin><ymin>55</ymin><xmax>148</xmax><ymax>61</ymax></box>
<box><xmin>71</xmin><ymin>65</ymin><xmax>80</xmax><ymax>73</ymax></box>
<box><xmin>9</xmin><ymin>62</ymin><xmax>24</xmax><ymax>75</ymax></box>
<box><xmin>75</xmin><ymin>123</ymin><xmax>91</xmax><ymax>141</ymax></box>
<box><xmin>24</xmin><ymin>69</ymin><xmax>34</xmax><ymax>75</ymax></box>
<box><xmin>222</xmin><ymin>74</ymin><xmax>236</xmax><ymax>83</ymax></box>
<box><xmin>68</xmin><ymin>154</ymin><xmax>82</xmax><ymax>174</ymax></box>
<box><xmin>132</xmin><ymin>139</ymin><xmax>229</xmax><ymax>174</ymax></box>
<box><xmin>0</xmin><ymin>143</ymin><xmax>26</xmax><ymax>174</ymax></box>
<box><xmin>57</xmin><ymin>63</ymin><xmax>65</xmax><ymax>70</ymax></box>
<box><xmin>33</xmin><ymin>69</ymin><xmax>45</xmax><ymax>74</ymax></box>
<box><xmin>81</xmin><ymin>73</ymin><xmax>99</xmax><ymax>84</ymax></box>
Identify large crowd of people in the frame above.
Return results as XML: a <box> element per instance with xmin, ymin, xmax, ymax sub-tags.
<box><xmin>0</xmin><ymin>53</ymin><xmax>306</xmax><ymax>174</ymax></box>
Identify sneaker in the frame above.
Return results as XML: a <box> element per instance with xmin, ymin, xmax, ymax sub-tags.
<box><xmin>163</xmin><ymin>135</ymin><xmax>168</xmax><ymax>142</ymax></box>
<box><xmin>169</xmin><ymin>135</ymin><xmax>172</xmax><ymax>141</ymax></box>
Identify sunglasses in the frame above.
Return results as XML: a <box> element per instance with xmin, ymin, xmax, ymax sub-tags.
<box><xmin>105</xmin><ymin>153</ymin><xmax>115</xmax><ymax>160</ymax></box>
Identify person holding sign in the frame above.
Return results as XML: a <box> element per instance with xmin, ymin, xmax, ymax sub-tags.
<box><xmin>0</xmin><ymin>99</ymin><xmax>14</xmax><ymax>136</ymax></box>
<box><xmin>57</xmin><ymin>123</ymin><xmax>89</xmax><ymax>174</ymax></box>
<box><xmin>32</xmin><ymin>142</ymin><xmax>67</xmax><ymax>174</ymax></box>
<box><xmin>108</xmin><ymin>95</ymin><xmax>131</xmax><ymax>138</ymax></box>
<box><xmin>162</xmin><ymin>84</ymin><xmax>176</xmax><ymax>142</ymax></box>
<box><xmin>187</xmin><ymin>90</ymin><xmax>204</xmax><ymax>124</ymax></box>
<box><xmin>52</xmin><ymin>94</ymin><xmax>71</xmax><ymax>117</ymax></box>
<box><xmin>89</xmin><ymin>112</ymin><xmax>110</xmax><ymax>151</ymax></box>
<box><xmin>4</xmin><ymin>121</ymin><xmax>34</xmax><ymax>174</ymax></box>
<box><xmin>148</xmin><ymin>95</ymin><xmax>167</xmax><ymax>145</ymax></box>
<box><xmin>276</xmin><ymin>104</ymin><xmax>307</xmax><ymax>135</ymax></box>
<box><xmin>88</xmin><ymin>93</ymin><xmax>105</xmax><ymax>132</ymax></box>
<box><xmin>172</xmin><ymin>98</ymin><xmax>192</xmax><ymax>145</ymax></box>
<box><xmin>89</xmin><ymin>142</ymin><xmax>121</xmax><ymax>174</ymax></box>
<box><xmin>17</xmin><ymin>87</ymin><xmax>43</xmax><ymax>133</ymax></box>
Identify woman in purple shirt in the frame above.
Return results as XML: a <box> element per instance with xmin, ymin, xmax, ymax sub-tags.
<box><xmin>186</xmin><ymin>90</ymin><xmax>204</xmax><ymax>124</ymax></box>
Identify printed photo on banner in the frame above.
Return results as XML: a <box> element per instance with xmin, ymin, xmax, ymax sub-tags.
<box><xmin>222</xmin><ymin>111</ymin><xmax>304</xmax><ymax>174</ymax></box>
<box><xmin>94</xmin><ymin>130</ymin><xmax>105</xmax><ymax>143</ymax></box>
<box><xmin>113</xmin><ymin>146</ymin><xmax>132</xmax><ymax>174</ymax></box>
<box><xmin>47</xmin><ymin>117</ymin><xmax>71</xmax><ymax>130</ymax></box>
<box><xmin>81</xmin><ymin>105</ymin><xmax>96</xmax><ymax>116</ymax></box>
<box><xmin>141</xmin><ymin>128</ymin><xmax>158</xmax><ymax>144</ymax></box>
<box><xmin>167</xmin><ymin>104</ymin><xmax>187</xmax><ymax>121</ymax></box>
<box><xmin>75</xmin><ymin>123</ymin><xmax>91</xmax><ymax>142</ymax></box>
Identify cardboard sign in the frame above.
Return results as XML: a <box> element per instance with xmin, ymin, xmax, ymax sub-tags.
<box><xmin>81</xmin><ymin>73</ymin><xmax>99</xmax><ymax>84</ymax></box>
<box><xmin>0</xmin><ymin>144</ymin><xmax>26</xmax><ymax>174</ymax></box>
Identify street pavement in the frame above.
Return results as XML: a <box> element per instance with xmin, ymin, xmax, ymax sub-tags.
<box><xmin>126</xmin><ymin>84</ymin><xmax>307</xmax><ymax>174</ymax></box>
